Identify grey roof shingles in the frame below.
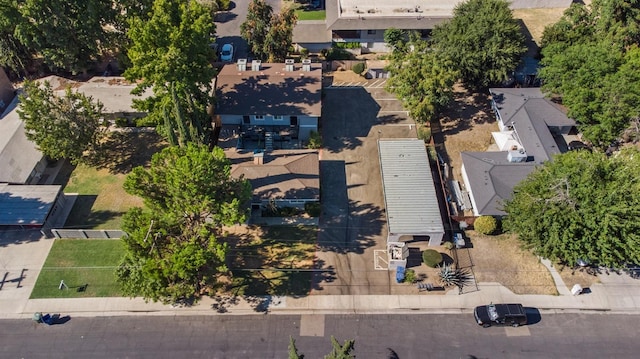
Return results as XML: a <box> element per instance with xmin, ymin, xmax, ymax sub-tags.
<box><xmin>216</xmin><ymin>63</ymin><xmax>322</xmax><ymax>117</ymax></box>
<box><xmin>231</xmin><ymin>152</ymin><xmax>320</xmax><ymax>201</ymax></box>
<box><xmin>461</xmin><ymin>152</ymin><xmax>535</xmax><ymax>216</ymax></box>
<box><xmin>462</xmin><ymin>88</ymin><xmax>576</xmax><ymax>216</ymax></box>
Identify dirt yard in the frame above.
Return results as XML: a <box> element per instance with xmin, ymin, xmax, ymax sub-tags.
<box><xmin>462</xmin><ymin>232</ymin><xmax>558</xmax><ymax>295</ymax></box>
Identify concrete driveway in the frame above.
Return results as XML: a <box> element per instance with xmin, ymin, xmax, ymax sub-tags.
<box><xmin>313</xmin><ymin>84</ymin><xmax>418</xmax><ymax>294</ymax></box>
<box><xmin>0</xmin><ymin>230</ymin><xmax>53</xmax><ymax>317</ymax></box>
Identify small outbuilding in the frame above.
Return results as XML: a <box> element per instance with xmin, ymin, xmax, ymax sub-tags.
<box><xmin>0</xmin><ymin>184</ymin><xmax>65</xmax><ymax>227</ymax></box>
<box><xmin>378</xmin><ymin>139</ymin><xmax>445</xmax><ymax>246</ymax></box>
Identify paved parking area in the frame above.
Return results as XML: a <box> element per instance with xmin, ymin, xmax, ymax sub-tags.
<box><xmin>0</xmin><ymin>230</ymin><xmax>53</xmax><ymax>317</ymax></box>
<box><xmin>313</xmin><ymin>86</ymin><xmax>426</xmax><ymax>295</ymax></box>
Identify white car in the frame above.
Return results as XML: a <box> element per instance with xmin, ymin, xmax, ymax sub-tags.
<box><xmin>220</xmin><ymin>43</ymin><xmax>234</xmax><ymax>62</ymax></box>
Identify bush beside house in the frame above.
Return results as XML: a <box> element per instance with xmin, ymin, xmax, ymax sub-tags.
<box><xmin>474</xmin><ymin>215</ymin><xmax>499</xmax><ymax>235</ymax></box>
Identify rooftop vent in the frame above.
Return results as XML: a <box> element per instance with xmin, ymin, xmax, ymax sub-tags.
<box><xmin>237</xmin><ymin>58</ymin><xmax>247</xmax><ymax>72</ymax></box>
<box><xmin>251</xmin><ymin>59</ymin><xmax>262</xmax><ymax>71</ymax></box>
<box><xmin>285</xmin><ymin>59</ymin><xmax>294</xmax><ymax>72</ymax></box>
<box><xmin>507</xmin><ymin>148</ymin><xmax>527</xmax><ymax>163</ymax></box>
<box><xmin>302</xmin><ymin>59</ymin><xmax>312</xmax><ymax>72</ymax></box>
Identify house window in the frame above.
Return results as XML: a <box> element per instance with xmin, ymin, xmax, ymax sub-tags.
<box><xmin>290</xmin><ymin>116</ymin><xmax>298</xmax><ymax>126</ymax></box>
<box><xmin>273</xmin><ymin>115</ymin><xmax>283</xmax><ymax>121</ymax></box>
<box><xmin>367</xmin><ymin>30</ymin><xmax>376</xmax><ymax>35</ymax></box>
<box><xmin>243</xmin><ymin>115</ymin><xmax>250</xmax><ymax>124</ymax></box>
<box><xmin>254</xmin><ymin>115</ymin><xmax>264</xmax><ymax>121</ymax></box>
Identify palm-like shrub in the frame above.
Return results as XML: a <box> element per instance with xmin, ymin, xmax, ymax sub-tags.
<box><xmin>438</xmin><ymin>263</ymin><xmax>472</xmax><ymax>288</ymax></box>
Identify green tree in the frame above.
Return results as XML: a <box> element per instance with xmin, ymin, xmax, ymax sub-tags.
<box><xmin>241</xmin><ymin>0</ymin><xmax>273</xmax><ymax>60</ymax></box>
<box><xmin>18</xmin><ymin>80</ymin><xmax>105</xmax><ymax>164</ymax></box>
<box><xmin>14</xmin><ymin>0</ymin><xmax>117</xmax><ymax>74</ymax></box>
<box><xmin>503</xmin><ymin>148</ymin><xmax>640</xmax><ymax>268</ymax></box>
<box><xmin>241</xmin><ymin>0</ymin><xmax>296</xmax><ymax>62</ymax></box>
<box><xmin>430</xmin><ymin>0</ymin><xmax>526</xmax><ymax>88</ymax></box>
<box><xmin>385</xmin><ymin>38</ymin><xmax>458</xmax><ymax>123</ymax></box>
<box><xmin>288</xmin><ymin>336</ymin><xmax>304</xmax><ymax>359</ymax></box>
<box><xmin>539</xmin><ymin>1</ymin><xmax>640</xmax><ymax>146</ymax></box>
<box><xmin>124</xmin><ymin>0</ymin><xmax>216</xmax><ymax>146</ymax></box>
<box><xmin>324</xmin><ymin>336</ymin><xmax>355</xmax><ymax>359</ymax></box>
<box><xmin>0</xmin><ymin>0</ymin><xmax>35</xmax><ymax>75</ymax></box>
<box><xmin>118</xmin><ymin>143</ymin><xmax>252</xmax><ymax>303</ymax></box>
<box><xmin>383</xmin><ymin>28</ymin><xmax>408</xmax><ymax>51</ymax></box>
<box><xmin>264</xmin><ymin>6</ymin><xmax>297</xmax><ymax>62</ymax></box>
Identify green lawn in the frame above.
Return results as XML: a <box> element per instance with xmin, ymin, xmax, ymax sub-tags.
<box><xmin>228</xmin><ymin>225</ymin><xmax>317</xmax><ymax>296</ymax></box>
<box><xmin>64</xmin><ymin>165</ymin><xmax>142</xmax><ymax>229</ymax></box>
<box><xmin>30</xmin><ymin>239</ymin><xmax>125</xmax><ymax>298</ymax></box>
<box><xmin>296</xmin><ymin>9</ymin><xmax>326</xmax><ymax>20</ymax></box>
<box><xmin>63</xmin><ymin>132</ymin><xmax>165</xmax><ymax>230</ymax></box>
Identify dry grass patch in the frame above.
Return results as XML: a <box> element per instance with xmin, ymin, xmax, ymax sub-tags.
<box><xmin>437</xmin><ymin>85</ymin><xmax>496</xmax><ymax>183</ymax></box>
<box><xmin>326</xmin><ymin>70</ymin><xmax>367</xmax><ymax>83</ymax></box>
<box><xmin>512</xmin><ymin>8</ymin><xmax>567</xmax><ymax>46</ymax></box>
<box><xmin>466</xmin><ymin>231</ymin><xmax>558</xmax><ymax>295</ymax></box>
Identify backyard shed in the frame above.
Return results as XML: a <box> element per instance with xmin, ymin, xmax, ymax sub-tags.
<box><xmin>378</xmin><ymin>139</ymin><xmax>445</xmax><ymax>246</ymax></box>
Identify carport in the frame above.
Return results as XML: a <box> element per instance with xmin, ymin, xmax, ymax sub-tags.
<box><xmin>0</xmin><ymin>184</ymin><xmax>63</xmax><ymax>228</ymax></box>
<box><xmin>378</xmin><ymin>140</ymin><xmax>445</xmax><ymax>248</ymax></box>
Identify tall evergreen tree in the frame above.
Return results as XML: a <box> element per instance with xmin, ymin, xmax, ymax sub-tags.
<box><xmin>124</xmin><ymin>0</ymin><xmax>216</xmax><ymax>146</ymax></box>
<box><xmin>14</xmin><ymin>0</ymin><xmax>117</xmax><ymax>74</ymax></box>
<box><xmin>241</xmin><ymin>0</ymin><xmax>296</xmax><ymax>62</ymax></box>
<box><xmin>118</xmin><ymin>144</ymin><xmax>251</xmax><ymax>303</ymax></box>
<box><xmin>18</xmin><ymin>80</ymin><xmax>106</xmax><ymax>164</ymax></box>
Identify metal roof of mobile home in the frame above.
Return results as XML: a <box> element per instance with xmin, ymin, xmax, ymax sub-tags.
<box><xmin>378</xmin><ymin>139</ymin><xmax>444</xmax><ymax>236</ymax></box>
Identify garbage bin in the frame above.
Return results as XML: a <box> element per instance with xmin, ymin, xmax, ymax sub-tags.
<box><xmin>396</xmin><ymin>266</ymin><xmax>406</xmax><ymax>283</ymax></box>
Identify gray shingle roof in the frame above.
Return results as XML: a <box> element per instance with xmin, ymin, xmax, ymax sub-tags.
<box><xmin>293</xmin><ymin>21</ymin><xmax>332</xmax><ymax>43</ymax></box>
<box><xmin>461</xmin><ymin>152</ymin><xmax>536</xmax><ymax>216</ymax></box>
<box><xmin>0</xmin><ymin>97</ymin><xmax>44</xmax><ymax>184</ymax></box>
<box><xmin>231</xmin><ymin>152</ymin><xmax>319</xmax><ymax>201</ymax></box>
<box><xmin>216</xmin><ymin>63</ymin><xmax>322</xmax><ymax>117</ymax></box>
<box><xmin>490</xmin><ymin>88</ymin><xmax>574</xmax><ymax>163</ymax></box>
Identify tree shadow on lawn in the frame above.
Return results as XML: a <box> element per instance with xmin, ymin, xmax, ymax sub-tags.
<box><xmin>63</xmin><ymin>195</ymin><xmax>121</xmax><ymax>228</ymax></box>
<box><xmin>217</xmin><ymin>225</ymin><xmax>331</xmax><ymax>312</ymax></box>
<box><xmin>86</xmin><ymin>131</ymin><xmax>167</xmax><ymax>174</ymax></box>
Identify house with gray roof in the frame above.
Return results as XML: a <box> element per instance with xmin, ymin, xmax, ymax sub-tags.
<box><xmin>215</xmin><ymin>60</ymin><xmax>322</xmax><ymax>141</ymax></box>
<box><xmin>294</xmin><ymin>0</ymin><xmax>573</xmax><ymax>53</ymax></box>
<box><xmin>460</xmin><ymin>88</ymin><xmax>577</xmax><ymax>216</ymax></box>
<box><xmin>230</xmin><ymin>151</ymin><xmax>319</xmax><ymax>209</ymax></box>
<box><xmin>0</xmin><ymin>75</ymin><xmax>152</xmax><ymax>185</ymax></box>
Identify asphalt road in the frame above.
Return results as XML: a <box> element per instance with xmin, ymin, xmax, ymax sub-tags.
<box><xmin>1</xmin><ymin>313</ymin><xmax>638</xmax><ymax>358</ymax></box>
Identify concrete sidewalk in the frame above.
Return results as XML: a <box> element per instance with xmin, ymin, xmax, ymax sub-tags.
<box><xmin>5</xmin><ymin>278</ymin><xmax>640</xmax><ymax>320</ymax></box>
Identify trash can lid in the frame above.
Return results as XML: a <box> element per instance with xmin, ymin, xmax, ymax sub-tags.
<box><xmin>32</xmin><ymin>312</ymin><xmax>42</xmax><ymax>321</ymax></box>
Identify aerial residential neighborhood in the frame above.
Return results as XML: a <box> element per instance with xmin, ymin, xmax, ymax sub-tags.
<box><xmin>1</xmin><ymin>0</ymin><xmax>640</xmax><ymax>357</ymax></box>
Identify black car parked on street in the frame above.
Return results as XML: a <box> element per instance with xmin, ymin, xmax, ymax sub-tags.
<box><xmin>474</xmin><ymin>303</ymin><xmax>527</xmax><ymax>328</ymax></box>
